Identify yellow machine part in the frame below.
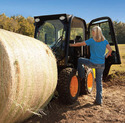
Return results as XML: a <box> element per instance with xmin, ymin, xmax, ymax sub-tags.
<box><xmin>92</xmin><ymin>68</ymin><xmax>96</xmax><ymax>78</ymax></box>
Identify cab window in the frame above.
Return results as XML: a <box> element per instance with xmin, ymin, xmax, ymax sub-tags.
<box><xmin>70</xmin><ymin>18</ymin><xmax>85</xmax><ymax>42</ymax></box>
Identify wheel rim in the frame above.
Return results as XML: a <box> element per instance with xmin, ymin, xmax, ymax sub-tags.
<box><xmin>87</xmin><ymin>72</ymin><xmax>93</xmax><ymax>91</ymax></box>
<box><xmin>70</xmin><ymin>76</ymin><xmax>78</xmax><ymax>97</ymax></box>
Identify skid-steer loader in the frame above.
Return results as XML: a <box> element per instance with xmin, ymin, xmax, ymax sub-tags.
<box><xmin>34</xmin><ymin>14</ymin><xmax>121</xmax><ymax>104</ymax></box>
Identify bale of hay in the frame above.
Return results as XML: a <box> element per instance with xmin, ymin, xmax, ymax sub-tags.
<box><xmin>0</xmin><ymin>29</ymin><xmax>57</xmax><ymax>123</ymax></box>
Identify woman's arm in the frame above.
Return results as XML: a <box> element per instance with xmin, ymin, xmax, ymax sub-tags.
<box><xmin>69</xmin><ymin>41</ymin><xmax>86</xmax><ymax>47</ymax></box>
<box><xmin>106</xmin><ymin>44</ymin><xmax>112</xmax><ymax>58</ymax></box>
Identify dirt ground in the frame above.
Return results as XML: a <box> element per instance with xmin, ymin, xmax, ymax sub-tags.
<box><xmin>23</xmin><ymin>71</ymin><xmax>125</xmax><ymax>123</ymax></box>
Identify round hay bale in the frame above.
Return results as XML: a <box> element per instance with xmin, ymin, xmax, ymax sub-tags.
<box><xmin>0</xmin><ymin>29</ymin><xmax>57</xmax><ymax>123</ymax></box>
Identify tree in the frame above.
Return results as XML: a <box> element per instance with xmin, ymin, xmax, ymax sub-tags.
<box><xmin>0</xmin><ymin>13</ymin><xmax>35</xmax><ymax>37</ymax></box>
<box><xmin>113</xmin><ymin>21</ymin><xmax>125</xmax><ymax>44</ymax></box>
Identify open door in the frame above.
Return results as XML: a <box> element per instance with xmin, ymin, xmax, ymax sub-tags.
<box><xmin>88</xmin><ymin>17</ymin><xmax>121</xmax><ymax>79</ymax></box>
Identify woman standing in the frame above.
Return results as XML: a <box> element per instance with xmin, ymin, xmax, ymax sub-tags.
<box><xmin>70</xmin><ymin>26</ymin><xmax>112</xmax><ymax>105</ymax></box>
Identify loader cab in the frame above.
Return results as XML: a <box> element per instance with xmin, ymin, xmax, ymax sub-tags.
<box><xmin>34</xmin><ymin>14</ymin><xmax>121</xmax><ymax>77</ymax></box>
<box><xmin>34</xmin><ymin>14</ymin><xmax>88</xmax><ymax>69</ymax></box>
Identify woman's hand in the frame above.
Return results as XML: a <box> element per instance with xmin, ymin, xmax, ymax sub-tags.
<box><xmin>69</xmin><ymin>44</ymin><xmax>74</xmax><ymax>47</ymax></box>
<box><xmin>69</xmin><ymin>41</ymin><xmax>86</xmax><ymax>47</ymax></box>
<box><xmin>105</xmin><ymin>52</ymin><xmax>111</xmax><ymax>58</ymax></box>
<box><xmin>106</xmin><ymin>44</ymin><xmax>112</xmax><ymax>58</ymax></box>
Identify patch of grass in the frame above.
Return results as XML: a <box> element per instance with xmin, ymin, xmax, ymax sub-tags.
<box><xmin>109</xmin><ymin>44</ymin><xmax>125</xmax><ymax>74</ymax></box>
<box><xmin>122</xmin><ymin>54</ymin><xmax>125</xmax><ymax>59</ymax></box>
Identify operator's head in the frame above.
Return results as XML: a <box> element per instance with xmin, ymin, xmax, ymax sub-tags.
<box><xmin>92</xmin><ymin>26</ymin><xmax>105</xmax><ymax>42</ymax></box>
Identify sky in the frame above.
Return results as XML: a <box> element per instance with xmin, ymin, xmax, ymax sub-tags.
<box><xmin>0</xmin><ymin>0</ymin><xmax>125</xmax><ymax>23</ymax></box>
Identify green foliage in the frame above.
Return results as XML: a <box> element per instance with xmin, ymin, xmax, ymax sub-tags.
<box><xmin>113</xmin><ymin>21</ymin><xmax>125</xmax><ymax>44</ymax></box>
<box><xmin>0</xmin><ymin>13</ymin><xmax>35</xmax><ymax>37</ymax></box>
<box><xmin>100</xmin><ymin>23</ymin><xmax>112</xmax><ymax>43</ymax></box>
<box><xmin>70</xmin><ymin>28</ymin><xmax>83</xmax><ymax>40</ymax></box>
<box><xmin>41</xmin><ymin>22</ymin><xmax>55</xmax><ymax>44</ymax></box>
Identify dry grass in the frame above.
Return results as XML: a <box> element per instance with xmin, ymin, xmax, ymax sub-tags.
<box><xmin>109</xmin><ymin>44</ymin><xmax>125</xmax><ymax>74</ymax></box>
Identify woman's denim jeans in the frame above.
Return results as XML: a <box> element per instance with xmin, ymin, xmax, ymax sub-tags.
<box><xmin>78</xmin><ymin>58</ymin><xmax>105</xmax><ymax>104</ymax></box>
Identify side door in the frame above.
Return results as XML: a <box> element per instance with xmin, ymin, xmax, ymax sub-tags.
<box><xmin>88</xmin><ymin>17</ymin><xmax>121</xmax><ymax>78</ymax></box>
<box><xmin>68</xmin><ymin>16</ymin><xmax>87</xmax><ymax>68</ymax></box>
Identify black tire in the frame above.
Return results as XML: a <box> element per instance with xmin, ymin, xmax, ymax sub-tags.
<box><xmin>57</xmin><ymin>67</ymin><xmax>80</xmax><ymax>104</ymax></box>
<box><xmin>80</xmin><ymin>66</ymin><xmax>94</xmax><ymax>95</ymax></box>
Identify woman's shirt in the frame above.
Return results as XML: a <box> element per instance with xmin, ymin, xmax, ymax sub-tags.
<box><xmin>85</xmin><ymin>38</ymin><xmax>109</xmax><ymax>64</ymax></box>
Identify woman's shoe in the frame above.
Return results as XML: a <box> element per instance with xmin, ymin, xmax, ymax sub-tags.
<box><xmin>93</xmin><ymin>100</ymin><xmax>102</xmax><ymax>106</ymax></box>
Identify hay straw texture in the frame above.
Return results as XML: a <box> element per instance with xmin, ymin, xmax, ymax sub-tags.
<box><xmin>0</xmin><ymin>29</ymin><xmax>57</xmax><ymax>123</ymax></box>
